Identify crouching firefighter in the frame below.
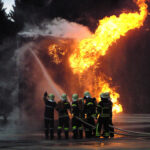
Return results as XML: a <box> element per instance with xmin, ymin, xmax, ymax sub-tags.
<box><xmin>71</xmin><ymin>94</ymin><xmax>83</xmax><ymax>139</ymax></box>
<box><xmin>43</xmin><ymin>92</ymin><xmax>56</xmax><ymax>140</ymax></box>
<box><xmin>83</xmin><ymin>91</ymin><xmax>97</xmax><ymax>138</ymax></box>
<box><xmin>56</xmin><ymin>93</ymin><xmax>71</xmax><ymax>139</ymax></box>
<box><xmin>96</xmin><ymin>92</ymin><xmax>113</xmax><ymax>138</ymax></box>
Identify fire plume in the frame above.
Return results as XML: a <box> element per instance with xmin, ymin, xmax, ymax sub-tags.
<box><xmin>68</xmin><ymin>0</ymin><xmax>148</xmax><ymax>113</ymax></box>
<box><xmin>69</xmin><ymin>0</ymin><xmax>148</xmax><ymax>74</ymax></box>
<box><xmin>48</xmin><ymin>0</ymin><xmax>148</xmax><ymax>114</ymax></box>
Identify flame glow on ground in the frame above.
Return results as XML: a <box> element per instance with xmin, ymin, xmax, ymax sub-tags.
<box><xmin>48</xmin><ymin>0</ymin><xmax>148</xmax><ymax>113</ymax></box>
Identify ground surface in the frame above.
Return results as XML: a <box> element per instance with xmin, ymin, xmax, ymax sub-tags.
<box><xmin>0</xmin><ymin>114</ymin><xmax>150</xmax><ymax>150</ymax></box>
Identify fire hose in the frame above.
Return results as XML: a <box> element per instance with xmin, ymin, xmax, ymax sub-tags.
<box><xmin>109</xmin><ymin>125</ymin><xmax>150</xmax><ymax>136</ymax></box>
<box><xmin>75</xmin><ymin>116</ymin><xmax>150</xmax><ymax>137</ymax></box>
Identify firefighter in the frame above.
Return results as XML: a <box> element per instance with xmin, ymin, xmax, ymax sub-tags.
<box><xmin>56</xmin><ymin>93</ymin><xmax>71</xmax><ymax>139</ymax></box>
<box><xmin>43</xmin><ymin>92</ymin><xmax>56</xmax><ymax>140</ymax></box>
<box><xmin>71</xmin><ymin>94</ymin><xmax>80</xmax><ymax>139</ymax></box>
<box><xmin>96</xmin><ymin>92</ymin><xmax>113</xmax><ymax>138</ymax></box>
<box><xmin>71</xmin><ymin>94</ymin><xmax>84</xmax><ymax>139</ymax></box>
<box><xmin>83</xmin><ymin>91</ymin><xmax>96</xmax><ymax>138</ymax></box>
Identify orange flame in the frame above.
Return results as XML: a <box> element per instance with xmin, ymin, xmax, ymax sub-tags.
<box><xmin>68</xmin><ymin>0</ymin><xmax>148</xmax><ymax>113</ymax></box>
<box><xmin>48</xmin><ymin>0</ymin><xmax>148</xmax><ymax>114</ymax></box>
<box><xmin>95</xmin><ymin>77</ymin><xmax>123</xmax><ymax>113</ymax></box>
<box><xmin>69</xmin><ymin>0</ymin><xmax>148</xmax><ymax>74</ymax></box>
<box><xmin>48</xmin><ymin>41</ymin><xmax>68</xmax><ymax>64</ymax></box>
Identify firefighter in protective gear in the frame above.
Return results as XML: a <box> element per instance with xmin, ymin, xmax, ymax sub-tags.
<box><xmin>43</xmin><ymin>92</ymin><xmax>56</xmax><ymax>140</ymax></box>
<box><xmin>83</xmin><ymin>91</ymin><xmax>97</xmax><ymax>138</ymax></box>
<box><xmin>56</xmin><ymin>93</ymin><xmax>71</xmax><ymax>139</ymax></box>
<box><xmin>96</xmin><ymin>92</ymin><xmax>113</xmax><ymax>138</ymax></box>
<box><xmin>71</xmin><ymin>94</ymin><xmax>84</xmax><ymax>139</ymax></box>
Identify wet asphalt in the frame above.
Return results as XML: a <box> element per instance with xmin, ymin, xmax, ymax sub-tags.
<box><xmin>0</xmin><ymin>114</ymin><xmax>150</xmax><ymax>150</ymax></box>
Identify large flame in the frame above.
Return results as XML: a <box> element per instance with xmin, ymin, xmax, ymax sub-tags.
<box><xmin>48</xmin><ymin>0</ymin><xmax>148</xmax><ymax>114</ymax></box>
<box><xmin>69</xmin><ymin>0</ymin><xmax>148</xmax><ymax>73</ymax></box>
<box><xmin>95</xmin><ymin>77</ymin><xmax>123</xmax><ymax>113</ymax></box>
<box><xmin>68</xmin><ymin>0</ymin><xmax>148</xmax><ymax>113</ymax></box>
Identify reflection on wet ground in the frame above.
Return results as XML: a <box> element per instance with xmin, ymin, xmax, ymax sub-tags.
<box><xmin>0</xmin><ymin>114</ymin><xmax>150</xmax><ymax>150</ymax></box>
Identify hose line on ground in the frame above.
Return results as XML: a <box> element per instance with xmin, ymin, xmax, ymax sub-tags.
<box><xmin>75</xmin><ymin>116</ymin><xmax>150</xmax><ymax>137</ymax></box>
<box><xmin>109</xmin><ymin>125</ymin><xmax>150</xmax><ymax>136</ymax></box>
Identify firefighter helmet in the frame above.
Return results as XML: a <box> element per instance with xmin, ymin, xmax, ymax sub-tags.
<box><xmin>61</xmin><ymin>93</ymin><xmax>67</xmax><ymax>101</ymax></box>
<box><xmin>72</xmin><ymin>94</ymin><xmax>78</xmax><ymax>102</ymax></box>
<box><xmin>100</xmin><ymin>92</ymin><xmax>110</xmax><ymax>99</ymax></box>
<box><xmin>48</xmin><ymin>94</ymin><xmax>55</xmax><ymax>100</ymax></box>
<box><xmin>84</xmin><ymin>91</ymin><xmax>91</xmax><ymax>98</ymax></box>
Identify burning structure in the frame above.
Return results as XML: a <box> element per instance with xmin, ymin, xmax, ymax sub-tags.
<box><xmin>18</xmin><ymin>0</ymin><xmax>149</xmax><ymax>125</ymax></box>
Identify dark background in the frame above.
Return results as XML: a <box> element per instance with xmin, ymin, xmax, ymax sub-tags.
<box><xmin>0</xmin><ymin>0</ymin><xmax>150</xmax><ymax>120</ymax></box>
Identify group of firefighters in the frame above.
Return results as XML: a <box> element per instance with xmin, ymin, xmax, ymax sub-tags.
<box><xmin>43</xmin><ymin>91</ymin><xmax>114</xmax><ymax>140</ymax></box>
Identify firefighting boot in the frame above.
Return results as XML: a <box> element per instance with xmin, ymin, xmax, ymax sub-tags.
<box><xmin>110</xmin><ymin>126</ymin><xmax>114</xmax><ymax>137</ymax></box>
<box><xmin>50</xmin><ymin>129</ymin><xmax>54</xmax><ymax>140</ymax></box>
<box><xmin>72</xmin><ymin>126</ymin><xmax>77</xmax><ymax>139</ymax></box>
<box><xmin>45</xmin><ymin>129</ymin><xmax>49</xmax><ymax>140</ymax></box>
<box><xmin>103</xmin><ymin>132</ymin><xmax>110</xmax><ymax>139</ymax></box>
<box><xmin>57</xmin><ymin>130</ymin><xmax>61</xmax><ymax>140</ymax></box>
<box><xmin>85</xmin><ymin>130</ymin><xmax>90</xmax><ymax>138</ymax></box>
<box><xmin>79</xmin><ymin>129</ymin><xmax>83</xmax><ymax>139</ymax></box>
<box><xmin>92</xmin><ymin>129</ymin><xmax>96</xmax><ymax>137</ymax></box>
<box><xmin>110</xmin><ymin>132</ymin><xmax>114</xmax><ymax>138</ymax></box>
<box><xmin>65</xmin><ymin>131</ymin><xmax>69</xmax><ymax>139</ymax></box>
<box><xmin>89</xmin><ymin>129</ymin><xmax>92</xmax><ymax>138</ymax></box>
<box><xmin>85</xmin><ymin>127</ymin><xmax>90</xmax><ymax>138</ymax></box>
<box><xmin>73</xmin><ymin>130</ymin><xmax>78</xmax><ymax>139</ymax></box>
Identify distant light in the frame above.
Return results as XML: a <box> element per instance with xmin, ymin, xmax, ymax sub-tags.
<box><xmin>2</xmin><ymin>0</ymin><xmax>15</xmax><ymax>14</ymax></box>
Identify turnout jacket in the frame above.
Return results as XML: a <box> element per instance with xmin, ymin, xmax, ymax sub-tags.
<box><xmin>43</xmin><ymin>96</ymin><xmax>56</xmax><ymax>119</ymax></box>
<box><xmin>83</xmin><ymin>97</ymin><xmax>97</xmax><ymax>118</ymax></box>
<box><xmin>97</xmin><ymin>99</ymin><xmax>112</xmax><ymax>118</ymax></box>
<box><xmin>56</xmin><ymin>100</ymin><xmax>71</xmax><ymax>117</ymax></box>
<box><xmin>71</xmin><ymin>101</ymin><xmax>80</xmax><ymax>117</ymax></box>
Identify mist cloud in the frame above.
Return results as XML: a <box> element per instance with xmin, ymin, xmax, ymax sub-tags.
<box><xmin>18</xmin><ymin>18</ymin><xmax>92</xmax><ymax>40</ymax></box>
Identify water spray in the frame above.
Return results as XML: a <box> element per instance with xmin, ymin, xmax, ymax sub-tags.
<box><xmin>30</xmin><ymin>50</ymin><xmax>62</xmax><ymax>99</ymax></box>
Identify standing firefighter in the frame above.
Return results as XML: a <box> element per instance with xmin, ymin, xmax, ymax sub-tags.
<box><xmin>96</xmin><ymin>92</ymin><xmax>113</xmax><ymax>138</ymax></box>
<box><xmin>56</xmin><ymin>93</ymin><xmax>71</xmax><ymax>139</ymax></box>
<box><xmin>83</xmin><ymin>91</ymin><xmax>97</xmax><ymax>138</ymax></box>
<box><xmin>71</xmin><ymin>94</ymin><xmax>83</xmax><ymax>139</ymax></box>
<box><xmin>43</xmin><ymin>92</ymin><xmax>56</xmax><ymax>140</ymax></box>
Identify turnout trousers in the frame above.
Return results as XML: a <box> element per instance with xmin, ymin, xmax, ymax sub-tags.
<box><xmin>109</xmin><ymin>118</ymin><xmax>114</xmax><ymax>137</ymax></box>
<box><xmin>57</xmin><ymin>116</ymin><xmax>69</xmax><ymax>139</ymax></box>
<box><xmin>44</xmin><ymin>117</ymin><xmax>54</xmax><ymax>139</ymax></box>
<box><xmin>97</xmin><ymin>117</ymin><xmax>110</xmax><ymax>138</ymax></box>
<box><xmin>84</xmin><ymin>116</ymin><xmax>95</xmax><ymax>138</ymax></box>
<box><xmin>72</xmin><ymin>116</ymin><xmax>83</xmax><ymax>139</ymax></box>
